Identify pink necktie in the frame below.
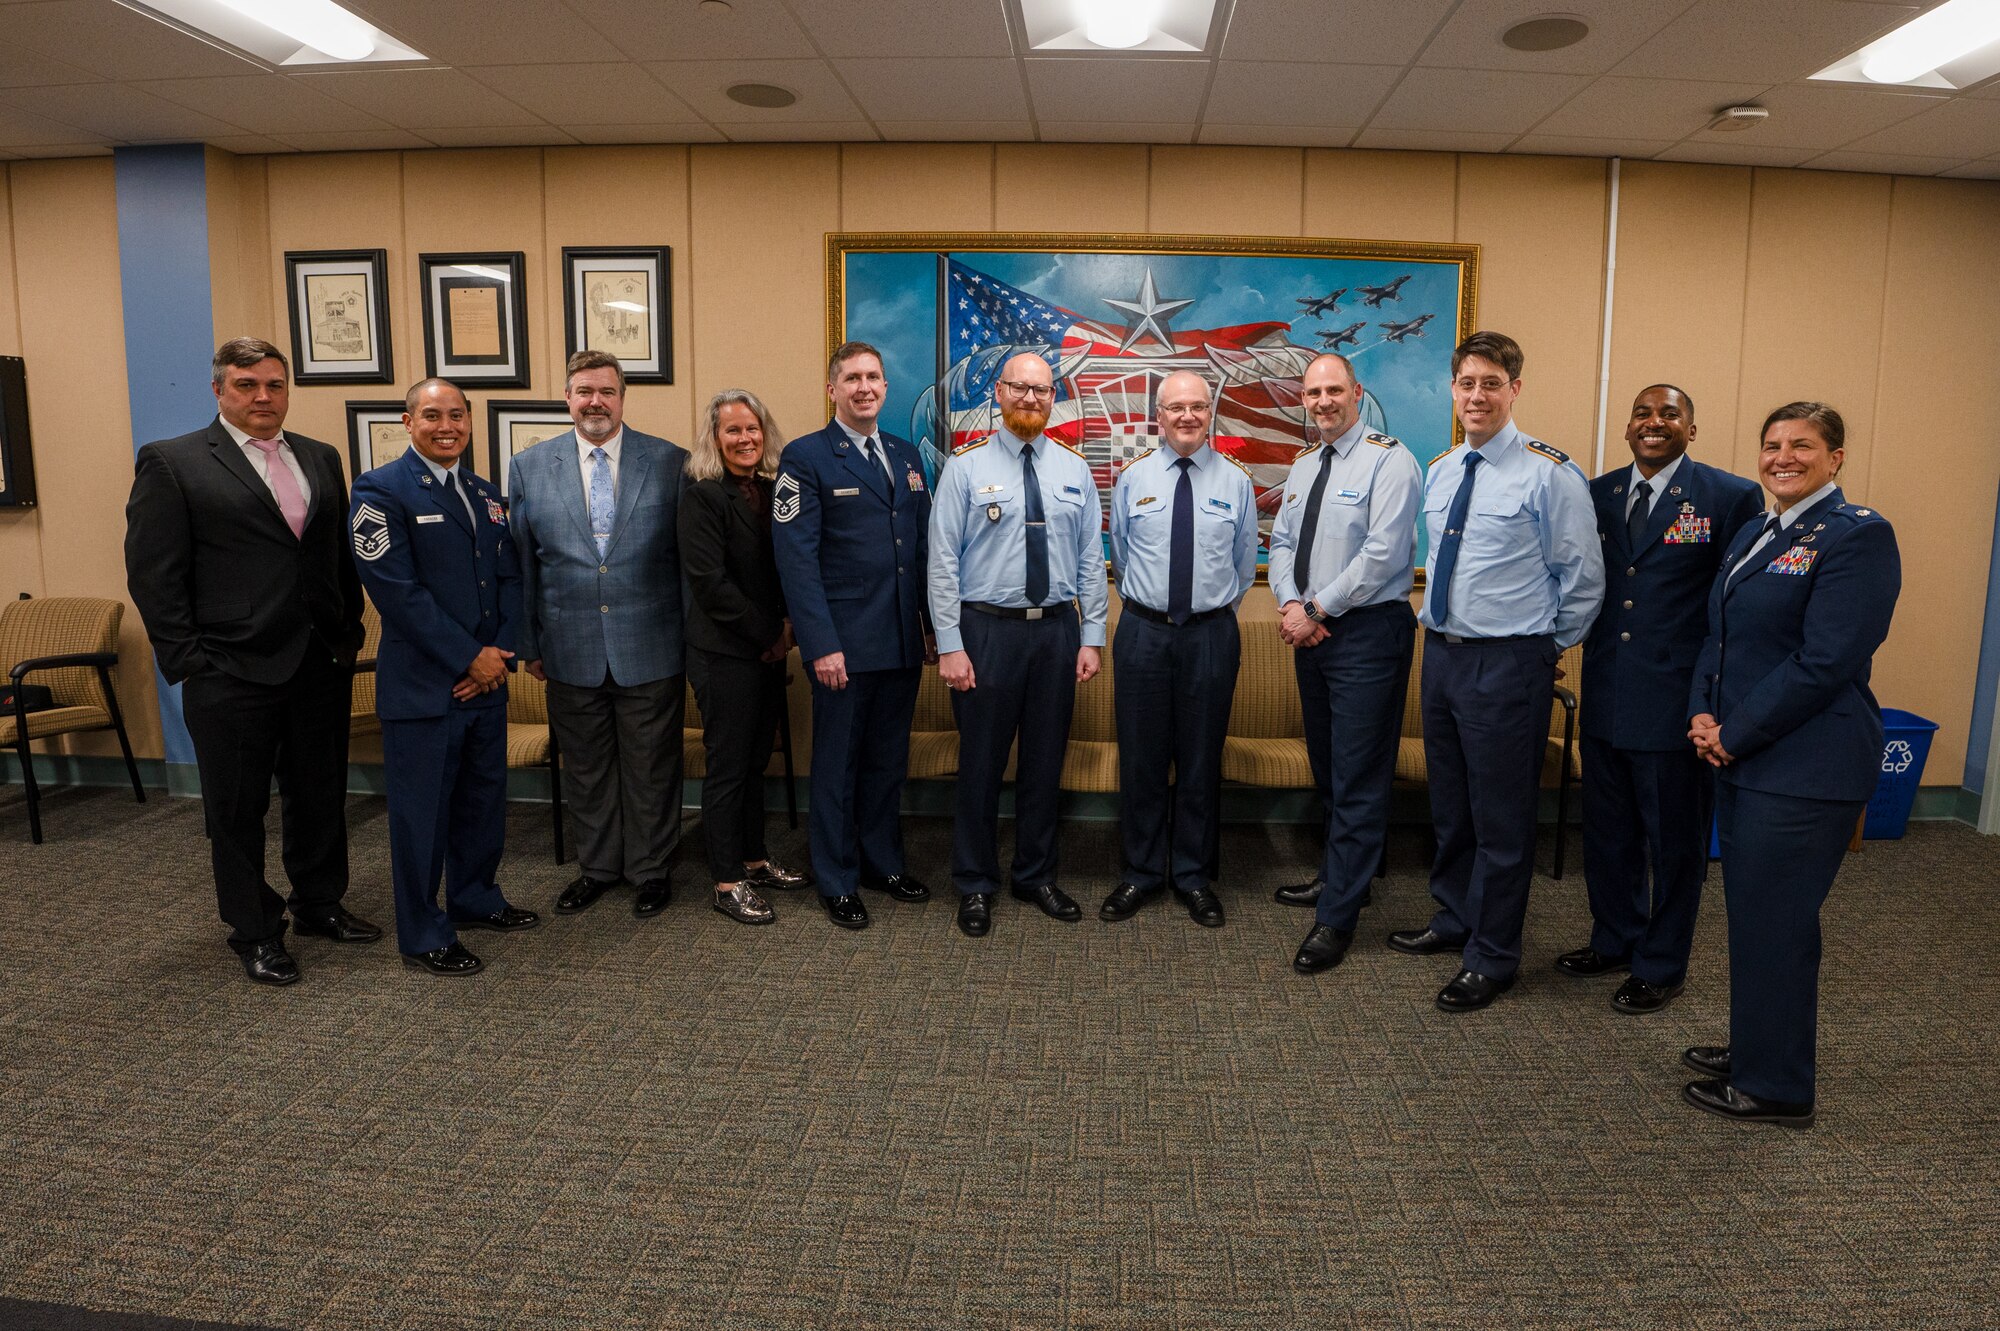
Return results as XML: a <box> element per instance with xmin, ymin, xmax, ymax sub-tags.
<box><xmin>247</xmin><ymin>437</ymin><xmax>307</xmax><ymax>539</ymax></box>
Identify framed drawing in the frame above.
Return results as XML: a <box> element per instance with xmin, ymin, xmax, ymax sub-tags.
<box><xmin>419</xmin><ymin>252</ymin><xmax>529</xmax><ymax>388</ymax></box>
<box><xmin>486</xmin><ymin>400</ymin><xmax>572</xmax><ymax>496</ymax></box>
<box><xmin>345</xmin><ymin>400</ymin><xmax>414</xmax><ymax>478</ymax></box>
<box><xmin>829</xmin><ymin>231</ymin><xmax>1479</xmax><ymax>566</ymax></box>
<box><xmin>563</xmin><ymin>246</ymin><xmax>671</xmax><ymax>384</ymax></box>
<box><xmin>285</xmin><ymin>249</ymin><xmax>393</xmax><ymax>384</ymax></box>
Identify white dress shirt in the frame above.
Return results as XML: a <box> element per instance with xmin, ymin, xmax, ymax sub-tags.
<box><xmin>220</xmin><ymin>417</ymin><xmax>312</xmax><ymax>506</ymax></box>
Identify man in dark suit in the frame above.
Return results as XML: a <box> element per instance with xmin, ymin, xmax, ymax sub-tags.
<box><xmin>1565</xmin><ymin>384</ymin><xmax>1762</xmax><ymax>1012</ymax></box>
<box><xmin>508</xmin><ymin>350</ymin><xmax>689</xmax><ymax>920</ymax></box>
<box><xmin>124</xmin><ymin>337</ymin><xmax>379</xmax><ymax>985</ymax></box>
<box><xmin>349</xmin><ymin>378</ymin><xmax>540</xmax><ymax>976</ymax></box>
<box><xmin>771</xmin><ymin>341</ymin><xmax>934</xmax><ymax>931</ymax></box>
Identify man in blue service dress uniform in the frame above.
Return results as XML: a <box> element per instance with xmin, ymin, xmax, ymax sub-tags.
<box><xmin>1390</xmin><ymin>331</ymin><xmax>1605</xmax><ymax>1011</ymax></box>
<box><xmin>772</xmin><ymin>341</ymin><xmax>935</xmax><ymax>931</ymax></box>
<box><xmin>1098</xmin><ymin>370</ymin><xmax>1258</xmax><ymax>929</ymax></box>
<box><xmin>349</xmin><ymin>379</ymin><xmax>540</xmax><ymax>976</ymax></box>
<box><xmin>1564</xmin><ymin>384</ymin><xmax>1761</xmax><ymax>1013</ymax></box>
<box><xmin>1265</xmin><ymin>353</ymin><xmax>1422</xmax><ymax>974</ymax></box>
<box><xmin>929</xmin><ymin>351</ymin><xmax>1110</xmax><ymax>939</ymax></box>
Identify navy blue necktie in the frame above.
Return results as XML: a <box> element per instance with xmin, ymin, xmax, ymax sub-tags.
<box><xmin>1292</xmin><ymin>445</ymin><xmax>1335</xmax><ymax>595</ymax></box>
<box><xmin>1428</xmin><ymin>449</ymin><xmax>1484</xmax><ymax>628</ymax></box>
<box><xmin>1626</xmin><ymin>479</ymin><xmax>1652</xmax><ymax>551</ymax></box>
<box><xmin>1168</xmin><ymin>456</ymin><xmax>1194</xmax><ymax>623</ymax></box>
<box><xmin>1022</xmin><ymin>443</ymin><xmax>1049</xmax><ymax>607</ymax></box>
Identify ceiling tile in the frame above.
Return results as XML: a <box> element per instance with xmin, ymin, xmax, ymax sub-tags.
<box><xmin>793</xmin><ymin>0</ymin><xmax>1015</xmax><ymax>58</ymax></box>
<box><xmin>1369</xmin><ymin>68</ymin><xmax>1591</xmax><ymax>135</ymax></box>
<box><xmin>713</xmin><ymin>120</ymin><xmax>878</xmax><ymax>141</ymax></box>
<box><xmin>1800</xmin><ymin>149</ymin><xmax>1958</xmax><ymax>174</ymax></box>
<box><xmin>1352</xmin><ymin>127</ymin><xmax>1518</xmax><ymax>152</ymax></box>
<box><xmin>1838</xmin><ymin>97</ymin><xmax>2000</xmax><ymax>157</ymax></box>
<box><xmin>360</xmin><ymin>0</ymin><xmax>624</xmax><ymax>65</ymax></box>
<box><xmin>462</xmin><ymin>63</ymin><xmax>701</xmax><ymax>124</ymax></box>
<box><xmin>1531</xmin><ymin>76</ymin><xmax>1774</xmax><ymax>140</ymax></box>
<box><xmin>644</xmin><ymin>59</ymin><xmax>865</xmax><ymax>122</ymax></box>
<box><xmin>564</xmin><ymin>0</ymin><xmax>817</xmax><ymax>61</ymax></box>
<box><xmin>1025</xmin><ymin>58</ymin><xmax>1208</xmax><ymax>124</ymax></box>
<box><xmin>1038</xmin><ymin>121</ymin><xmax>1196</xmax><ymax>143</ymax></box>
<box><xmin>200</xmin><ymin>134</ymin><xmax>296</xmax><ymax>154</ymax></box>
<box><xmin>1652</xmin><ymin>140</ymin><xmax>1816</xmax><ymax>167</ymax></box>
<box><xmin>1417</xmin><ymin>0</ymin><xmax>1701</xmax><ymax>75</ymax></box>
<box><xmin>1704</xmin><ymin>83</ymin><xmax>1943</xmax><ymax>150</ymax></box>
<box><xmin>569</xmin><ymin>122</ymin><xmax>727</xmax><ymax>143</ymax></box>
<box><xmin>0</xmin><ymin>49</ymin><xmax>98</xmax><ymax>88</ymax></box>
<box><xmin>131</xmin><ymin>75</ymin><xmax>393</xmax><ymax>134</ymax></box>
<box><xmin>1509</xmin><ymin>134</ymin><xmax>1675</xmax><ymax>158</ymax></box>
<box><xmin>0</xmin><ymin>102</ymin><xmax>113</xmax><ymax>146</ymax></box>
<box><xmin>1938</xmin><ymin>158</ymin><xmax>2000</xmax><ymax>178</ymax></box>
<box><xmin>1221</xmin><ymin>0</ymin><xmax>1458</xmax><ymax>66</ymax></box>
<box><xmin>1205</xmin><ymin>62</ymin><xmax>1400</xmax><ymax>127</ymax></box>
<box><xmin>834</xmin><ymin>58</ymin><xmax>1028</xmax><ymax>121</ymax></box>
<box><xmin>6</xmin><ymin>0</ymin><xmax>262</xmax><ymax>79</ymax></box>
<box><xmin>0</xmin><ymin>83</ymin><xmax>246</xmax><ymax>138</ymax></box>
<box><xmin>295</xmin><ymin>69</ymin><xmax>545</xmax><ymax>129</ymax></box>
<box><xmin>878</xmin><ymin>119</ymin><xmax>1034</xmax><ymax>141</ymax></box>
<box><xmin>1611</xmin><ymin>0</ymin><xmax>1918</xmax><ymax>83</ymax></box>
<box><xmin>1198</xmin><ymin>123</ymin><xmax>1356</xmax><ymax>147</ymax></box>
<box><xmin>276</xmin><ymin>129</ymin><xmax>439</xmax><ymax>151</ymax></box>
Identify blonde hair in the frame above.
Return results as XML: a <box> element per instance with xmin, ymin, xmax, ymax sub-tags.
<box><xmin>690</xmin><ymin>389</ymin><xmax>783</xmax><ymax>482</ymax></box>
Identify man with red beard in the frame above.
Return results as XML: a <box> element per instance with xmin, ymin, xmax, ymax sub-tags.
<box><xmin>928</xmin><ymin>352</ymin><xmax>1109</xmax><ymax>938</ymax></box>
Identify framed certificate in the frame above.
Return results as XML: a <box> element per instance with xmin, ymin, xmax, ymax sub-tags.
<box><xmin>345</xmin><ymin>400</ymin><xmax>415</xmax><ymax>479</ymax></box>
<box><xmin>563</xmin><ymin>246</ymin><xmax>671</xmax><ymax>384</ymax></box>
<box><xmin>419</xmin><ymin>252</ymin><xmax>529</xmax><ymax>388</ymax></box>
<box><xmin>486</xmin><ymin>399</ymin><xmax>572</xmax><ymax>497</ymax></box>
<box><xmin>285</xmin><ymin>249</ymin><xmax>393</xmax><ymax>384</ymax></box>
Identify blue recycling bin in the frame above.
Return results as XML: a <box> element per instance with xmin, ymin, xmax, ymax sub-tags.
<box><xmin>1862</xmin><ymin>708</ymin><xmax>1938</xmax><ymax>840</ymax></box>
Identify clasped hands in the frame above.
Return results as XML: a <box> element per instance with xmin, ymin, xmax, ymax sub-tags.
<box><xmin>1688</xmin><ymin>712</ymin><xmax>1735</xmax><ymax>767</ymax></box>
<box><xmin>452</xmin><ymin>645</ymin><xmax>514</xmax><ymax>702</ymax></box>
<box><xmin>1279</xmin><ymin>600</ymin><xmax>1328</xmax><ymax>648</ymax></box>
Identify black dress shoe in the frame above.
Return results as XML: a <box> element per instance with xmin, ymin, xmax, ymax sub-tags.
<box><xmin>1386</xmin><ymin>926</ymin><xmax>1465</xmax><ymax>956</ymax></box>
<box><xmin>1682</xmin><ymin>1045</ymin><xmax>1731</xmax><ymax>1078</ymax></box>
<box><xmin>1099</xmin><ymin>882</ymin><xmax>1157</xmax><ymax>922</ymax></box>
<box><xmin>1293</xmin><ymin>924</ymin><xmax>1353</xmax><ymax>974</ymax></box>
<box><xmin>957</xmin><ymin>892</ymin><xmax>992</xmax><ymax>937</ymax></box>
<box><xmin>557</xmin><ymin>876</ymin><xmax>617</xmax><ymax>914</ymax></box>
<box><xmin>290</xmin><ymin>904</ymin><xmax>383</xmax><ymax>944</ymax></box>
<box><xmin>1273</xmin><ymin>877</ymin><xmax>1323</xmax><ymax>907</ymax></box>
<box><xmin>1179</xmin><ymin>886</ymin><xmax>1225</xmax><ymax>928</ymax></box>
<box><xmin>823</xmin><ymin>893</ymin><xmax>870</xmax><ymax>930</ymax></box>
<box><xmin>239</xmin><ymin>938</ymin><xmax>300</xmax><ymax>986</ymax></box>
<box><xmin>1011</xmin><ymin>882</ymin><xmax>1082</xmax><ymax>922</ymax></box>
<box><xmin>860</xmin><ymin>873</ymin><xmax>931</xmax><ymax>903</ymax></box>
<box><xmin>1436</xmin><ymin>968</ymin><xmax>1515</xmax><ymax>1012</ymax></box>
<box><xmin>451</xmin><ymin>904</ymin><xmax>541</xmax><ymax>932</ymax></box>
<box><xmin>633</xmin><ymin>881</ymin><xmax>672</xmax><ymax>917</ymax></box>
<box><xmin>1554</xmin><ymin>946</ymin><xmax>1631</xmax><ymax>977</ymax></box>
<box><xmin>1682</xmin><ymin>1078</ymin><xmax>1814</xmax><ymax>1129</ymax></box>
<box><xmin>403</xmin><ymin>941</ymin><xmax>483</xmax><ymax>977</ymax></box>
<box><xmin>743</xmin><ymin>861</ymin><xmax>811</xmax><ymax>891</ymax></box>
<box><xmin>1611</xmin><ymin>975</ymin><xmax>1683</xmax><ymax>1014</ymax></box>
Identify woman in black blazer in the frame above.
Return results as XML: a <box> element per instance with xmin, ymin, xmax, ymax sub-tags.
<box><xmin>679</xmin><ymin>389</ymin><xmax>809</xmax><ymax>924</ymax></box>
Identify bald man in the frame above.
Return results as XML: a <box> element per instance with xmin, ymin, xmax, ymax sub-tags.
<box><xmin>1099</xmin><ymin>371</ymin><xmax>1258</xmax><ymax>928</ymax></box>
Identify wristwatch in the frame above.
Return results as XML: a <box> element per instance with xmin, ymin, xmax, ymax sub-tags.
<box><xmin>1302</xmin><ymin>600</ymin><xmax>1329</xmax><ymax>623</ymax></box>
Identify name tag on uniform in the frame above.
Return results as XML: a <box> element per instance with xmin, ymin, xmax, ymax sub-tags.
<box><xmin>1204</xmin><ymin>496</ymin><xmax>1232</xmax><ymax>513</ymax></box>
<box><xmin>1336</xmin><ymin>489</ymin><xmax>1361</xmax><ymax>500</ymax></box>
<box><xmin>833</xmin><ymin>487</ymin><xmax>861</xmax><ymax>497</ymax></box>
<box><xmin>1062</xmin><ymin>485</ymin><xmax>1082</xmax><ymax>497</ymax></box>
<box><xmin>416</xmin><ymin>513</ymin><xmax>445</xmax><ymax>524</ymax></box>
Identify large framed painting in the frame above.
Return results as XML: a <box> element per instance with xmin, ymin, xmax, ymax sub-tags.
<box><xmin>829</xmin><ymin>231</ymin><xmax>1479</xmax><ymax>565</ymax></box>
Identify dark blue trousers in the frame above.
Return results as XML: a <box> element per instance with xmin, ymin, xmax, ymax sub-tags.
<box><xmin>380</xmin><ymin>702</ymin><xmax>509</xmax><ymax>955</ymax></box>
<box><xmin>1422</xmin><ymin>631</ymin><xmax>1556</xmax><ymax>980</ymax></box>
<box><xmin>950</xmin><ymin>605</ymin><xmax>1078</xmax><ymax>896</ymax></box>
<box><xmin>1299</xmin><ymin>601</ymin><xmax>1415</xmax><ymax>931</ymax></box>
<box><xmin>1716</xmin><ymin>781</ymin><xmax>1861</xmax><ymax>1105</ymax></box>
<box><xmin>808</xmin><ymin>665</ymin><xmax>921</xmax><ymax>898</ymax></box>
<box><xmin>1581</xmin><ymin>736</ymin><xmax>1712</xmax><ymax>985</ymax></box>
<box><xmin>1113</xmin><ymin>610</ymin><xmax>1239</xmax><ymax>894</ymax></box>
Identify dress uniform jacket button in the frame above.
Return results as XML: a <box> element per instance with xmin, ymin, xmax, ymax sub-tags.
<box><xmin>1622</xmin><ymin>599</ymin><xmax>1633</xmax><ymax>610</ymax></box>
<box><xmin>600</xmin><ymin>605</ymin><xmax>609</xmax><ymax>613</ymax></box>
<box><xmin>1620</xmin><ymin>631</ymin><xmax>1631</xmax><ymax>642</ymax></box>
<box><xmin>1626</xmin><ymin>566</ymin><xmax>1637</xmax><ymax>576</ymax></box>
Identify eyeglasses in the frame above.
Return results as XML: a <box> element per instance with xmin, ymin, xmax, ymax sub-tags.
<box><xmin>1160</xmin><ymin>402</ymin><xmax>1211</xmax><ymax>416</ymax></box>
<box><xmin>997</xmin><ymin>380</ymin><xmax>1055</xmax><ymax>401</ymax></box>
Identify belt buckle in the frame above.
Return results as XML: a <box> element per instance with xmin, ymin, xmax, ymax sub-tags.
<box><xmin>1024</xmin><ymin>607</ymin><xmax>1044</xmax><ymax>620</ymax></box>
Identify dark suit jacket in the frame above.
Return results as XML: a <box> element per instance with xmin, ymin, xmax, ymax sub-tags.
<box><xmin>1689</xmin><ymin>487</ymin><xmax>1901</xmax><ymax>802</ymax></box>
<box><xmin>679</xmin><ymin>474</ymin><xmax>786</xmax><ymax>660</ymax></box>
<box><xmin>124</xmin><ymin>418</ymin><xmax>364</xmax><ymax>686</ymax></box>
<box><xmin>1583</xmin><ymin>457</ymin><xmax>1762</xmax><ymax>749</ymax></box>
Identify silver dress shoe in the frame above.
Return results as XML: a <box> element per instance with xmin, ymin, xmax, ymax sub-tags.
<box><xmin>743</xmin><ymin>860</ymin><xmax>811</xmax><ymax>890</ymax></box>
<box><xmin>713</xmin><ymin>882</ymin><xmax>776</xmax><ymax>925</ymax></box>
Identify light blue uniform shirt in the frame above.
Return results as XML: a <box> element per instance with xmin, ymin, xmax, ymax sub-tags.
<box><xmin>1418</xmin><ymin>420</ymin><xmax>1605</xmax><ymax>649</ymax></box>
<box><xmin>928</xmin><ymin>427</ymin><xmax>1110</xmax><ymax>654</ymax></box>
<box><xmin>1266</xmin><ymin>418</ymin><xmax>1422</xmax><ymax>616</ymax></box>
<box><xmin>1108</xmin><ymin>441</ymin><xmax>1258</xmax><ymax>615</ymax></box>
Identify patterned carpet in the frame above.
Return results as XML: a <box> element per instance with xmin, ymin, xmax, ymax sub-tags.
<box><xmin>0</xmin><ymin>784</ymin><xmax>1994</xmax><ymax>1330</ymax></box>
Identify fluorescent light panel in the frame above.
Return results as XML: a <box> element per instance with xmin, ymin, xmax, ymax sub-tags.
<box><xmin>1017</xmin><ymin>0</ymin><xmax>1221</xmax><ymax>54</ymax></box>
<box><xmin>1813</xmin><ymin>0</ymin><xmax>2000</xmax><ymax>89</ymax></box>
<box><xmin>114</xmin><ymin>0</ymin><xmax>426</xmax><ymax>66</ymax></box>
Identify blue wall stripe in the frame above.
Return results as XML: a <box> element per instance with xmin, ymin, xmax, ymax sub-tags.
<box><xmin>114</xmin><ymin>144</ymin><xmax>215</xmax><ymax>768</ymax></box>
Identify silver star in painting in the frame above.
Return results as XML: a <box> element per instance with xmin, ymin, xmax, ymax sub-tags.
<box><xmin>1104</xmin><ymin>269</ymin><xmax>1194</xmax><ymax>354</ymax></box>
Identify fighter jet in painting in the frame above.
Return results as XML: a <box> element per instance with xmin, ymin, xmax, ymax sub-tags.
<box><xmin>1317</xmin><ymin>321</ymin><xmax>1367</xmax><ymax>350</ymax></box>
<box><xmin>1379</xmin><ymin>313</ymin><xmax>1436</xmax><ymax>343</ymax></box>
<box><xmin>1295</xmin><ymin>288</ymin><xmax>1348</xmax><ymax>318</ymax></box>
<box><xmin>1357</xmin><ymin>275</ymin><xmax>1411</xmax><ymax>307</ymax></box>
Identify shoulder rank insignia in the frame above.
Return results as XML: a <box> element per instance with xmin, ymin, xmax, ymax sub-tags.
<box><xmin>953</xmin><ymin>437</ymin><xmax>989</xmax><ymax>456</ymax></box>
<box><xmin>1524</xmin><ymin>438</ymin><xmax>1571</xmax><ymax>465</ymax></box>
<box><xmin>1856</xmin><ymin>508</ymin><xmax>1873</xmax><ymax>517</ymax></box>
<box><xmin>1218</xmin><ymin>450</ymin><xmax>1254</xmax><ymax>476</ymax></box>
<box><xmin>1430</xmin><ymin>442</ymin><xmax>1466</xmax><ymax>470</ymax></box>
<box><xmin>1055</xmin><ymin>438</ymin><xmax>1088</xmax><ymax>461</ymax></box>
<box><xmin>1363</xmin><ymin>431</ymin><xmax>1401</xmax><ymax>450</ymax></box>
<box><xmin>1128</xmin><ymin>445</ymin><xmax>1158</xmax><ymax>467</ymax></box>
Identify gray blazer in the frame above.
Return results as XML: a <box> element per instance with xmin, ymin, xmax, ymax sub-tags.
<box><xmin>508</xmin><ymin>427</ymin><xmax>688</xmax><ymax>687</ymax></box>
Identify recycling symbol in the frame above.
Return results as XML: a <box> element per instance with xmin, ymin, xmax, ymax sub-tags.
<box><xmin>1881</xmin><ymin>740</ymin><xmax>1914</xmax><ymax>775</ymax></box>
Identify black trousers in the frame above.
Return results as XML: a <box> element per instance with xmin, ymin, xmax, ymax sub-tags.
<box><xmin>688</xmin><ymin>647</ymin><xmax>782</xmax><ymax>885</ymax></box>
<box><xmin>808</xmin><ymin>666</ymin><xmax>921</xmax><ymax>899</ymax></box>
<box><xmin>1580</xmin><ymin>736</ymin><xmax>1713</xmax><ymax>986</ymax></box>
<box><xmin>179</xmin><ymin>648</ymin><xmax>354</xmax><ymax>952</ymax></box>
<box><xmin>1113</xmin><ymin>610</ymin><xmax>1238</xmax><ymax>894</ymax></box>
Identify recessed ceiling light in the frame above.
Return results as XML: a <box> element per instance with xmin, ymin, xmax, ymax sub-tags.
<box><xmin>1814</xmin><ymin>0</ymin><xmax>2000</xmax><ymax>88</ymax></box>
<box><xmin>726</xmin><ymin>82</ymin><xmax>798</xmax><ymax>109</ymax></box>
<box><xmin>1501</xmin><ymin>14</ymin><xmax>1590</xmax><ymax>52</ymax></box>
<box><xmin>114</xmin><ymin>0</ymin><xmax>425</xmax><ymax>65</ymax></box>
<box><xmin>1084</xmin><ymin>0</ymin><xmax>1152</xmax><ymax>49</ymax></box>
<box><xmin>1018</xmin><ymin>0</ymin><xmax>1218</xmax><ymax>54</ymax></box>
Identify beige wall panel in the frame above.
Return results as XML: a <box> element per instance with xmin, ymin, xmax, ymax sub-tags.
<box><xmin>1455</xmin><ymin>154</ymin><xmax>1607</xmax><ymax>457</ymax></box>
<box><xmin>689</xmin><ymin>144</ymin><xmax>840</xmax><ymax>442</ymax></box>
<box><xmin>543</xmin><ymin>145</ymin><xmax>693</xmax><ymax>446</ymax></box>
<box><xmin>0</xmin><ymin>166</ymin><xmax>46</xmax><ymax>602</ymax></box>
<box><xmin>1303</xmin><ymin>149</ymin><xmax>1457</xmax><ymax>243</ymax></box>
<box><xmin>1148</xmin><ymin>146</ymin><xmax>1302</xmax><ymax>237</ymax></box>
<box><xmin>1733</xmin><ymin>169</ymin><xmax>1891</xmax><ymax>479</ymax></box>
<box><xmin>993</xmin><ymin>145</ymin><xmax>1148</xmax><ymax>233</ymax></box>
<box><xmin>1604</xmin><ymin>162</ymin><xmax>1753</xmax><ymax>478</ymax></box>
<box><xmin>841</xmin><ymin>144</ymin><xmax>994</xmax><ymax>232</ymax></box>
<box><xmin>9</xmin><ymin>158</ymin><xmax>159</xmax><ymax>757</ymax></box>
<box><xmin>0</xmin><ymin>167</ymin><xmax>19</xmax><ymax>358</ymax></box>
<box><xmin>204</xmin><ymin>149</ymin><xmax>272</xmax><ymax>355</ymax></box>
